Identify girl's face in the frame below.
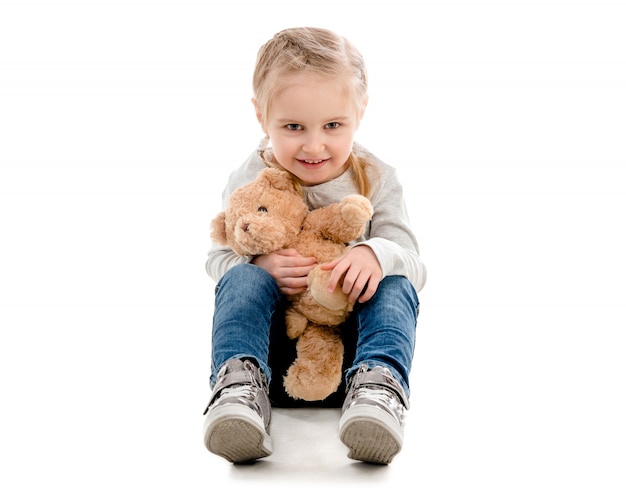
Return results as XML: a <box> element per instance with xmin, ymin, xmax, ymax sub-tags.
<box><xmin>256</xmin><ymin>73</ymin><xmax>366</xmax><ymax>186</ymax></box>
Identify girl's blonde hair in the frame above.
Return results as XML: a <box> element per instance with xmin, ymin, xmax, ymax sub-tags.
<box><xmin>253</xmin><ymin>27</ymin><xmax>374</xmax><ymax>197</ymax></box>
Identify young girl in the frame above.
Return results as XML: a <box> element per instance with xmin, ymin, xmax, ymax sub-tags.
<box><xmin>203</xmin><ymin>27</ymin><xmax>426</xmax><ymax>465</ymax></box>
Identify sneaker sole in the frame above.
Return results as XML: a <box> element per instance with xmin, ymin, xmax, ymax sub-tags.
<box><xmin>203</xmin><ymin>404</ymin><xmax>272</xmax><ymax>463</ymax></box>
<box><xmin>338</xmin><ymin>405</ymin><xmax>403</xmax><ymax>464</ymax></box>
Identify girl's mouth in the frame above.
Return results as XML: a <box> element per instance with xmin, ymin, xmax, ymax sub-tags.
<box><xmin>298</xmin><ymin>158</ymin><xmax>328</xmax><ymax>167</ymax></box>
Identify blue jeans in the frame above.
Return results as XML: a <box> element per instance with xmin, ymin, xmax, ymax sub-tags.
<box><xmin>210</xmin><ymin>264</ymin><xmax>419</xmax><ymax>407</ymax></box>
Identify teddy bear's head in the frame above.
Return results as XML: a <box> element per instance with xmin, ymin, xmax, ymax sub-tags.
<box><xmin>211</xmin><ymin>168</ymin><xmax>308</xmax><ymax>256</ymax></box>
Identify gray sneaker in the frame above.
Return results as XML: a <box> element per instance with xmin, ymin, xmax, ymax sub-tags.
<box><xmin>202</xmin><ymin>358</ymin><xmax>272</xmax><ymax>463</ymax></box>
<box><xmin>338</xmin><ymin>365</ymin><xmax>409</xmax><ymax>464</ymax></box>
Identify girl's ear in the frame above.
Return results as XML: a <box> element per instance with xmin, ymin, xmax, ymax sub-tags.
<box><xmin>359</xmin><ymin>96</ymin><xmax>369</xmax><ymax>119</ymax></box>
<box><xmin>252</xmin><ymin>98</ymin><xmax>264</xmax><ymax>127</ymax></box>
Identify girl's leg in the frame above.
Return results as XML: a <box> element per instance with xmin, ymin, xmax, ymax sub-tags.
<box><xmin>338</xmin><ymin>275</ymin><xmax>420</xmax><ymax>464</ymax></box>
<box><xmin>347</xmin><ymin>275</ymin><xmax>419</xmax><ymax>396</ymax></box>
<box><xmin>205</xmin><ymin>263</ymin><xmax>283</xmax><ymax>463</ymax></box>
<box><xmin>210</xmin><ymin>263</ymin><xmax>283</xmax><ymax>386</ymax></box>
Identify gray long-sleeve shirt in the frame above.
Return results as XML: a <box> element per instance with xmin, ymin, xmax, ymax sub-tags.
<box><xmin>205</xmin><ymin>143</ymin><xmax>426</xmax><ymax>293</ymax></box>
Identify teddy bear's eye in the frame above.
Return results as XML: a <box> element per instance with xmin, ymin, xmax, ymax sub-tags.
<box><xmin>257</xmin><ymin>206</ymin><xmax>268</xmax><ymax>213</ymax></box>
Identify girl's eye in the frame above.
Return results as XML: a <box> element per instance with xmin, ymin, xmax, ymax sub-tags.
<box><xmin>286</xmin><ymin>123</ymin><xmax>302</xmax><ymax>131</ymax></box>
<box><xmin>325</xmin><ymin>122</ymin><xmax>340</xmax><ymax>129</ymax></box>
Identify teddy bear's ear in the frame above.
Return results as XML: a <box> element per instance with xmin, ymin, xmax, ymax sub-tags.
<box><xmin>210</xmin><ymin>212</ymin><xmax>228</xmax><ymax>245</ymax></box>
<box><xmin>260</xmin><ymin>167</ymin><xmax>297</xmax><ymax>192</ymax></box>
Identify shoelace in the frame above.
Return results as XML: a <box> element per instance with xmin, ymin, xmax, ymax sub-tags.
<box><xmin>219</xmin><ymin>383</ymin><xmax>257</xmax><ymax>402</ymax></box>
<box><xmin>203</xmin><ymin>382</ymin><xmax>260</xmax><ymax>416</ymax></box>
<box><xmin>353</xmin><ymin>386</ymin><xmax>405</xmax><ymax>422</ymax></box>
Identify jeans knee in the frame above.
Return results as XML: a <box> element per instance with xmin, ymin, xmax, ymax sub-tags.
<box><xmin>216</xmin><ymin>263</ymin><xmax>281</xmax><ymax>299</ymax></box>
<box><xmin>379</xmin><ymin>276</ymin><xmax>419</xmax><ymax>311</ymax></box>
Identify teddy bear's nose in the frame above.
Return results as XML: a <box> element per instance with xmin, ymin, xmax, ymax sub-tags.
<box><xmin>241</xmin><ymin>223</ymin><xmax>250</xmax><ymax>232</ymax></box>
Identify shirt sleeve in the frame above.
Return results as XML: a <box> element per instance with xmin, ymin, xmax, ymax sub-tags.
<box><xmin>357</xmin><ymin>166</ymin><xmax>427</xmax><ymax>292</ymax></box>
<box><xmin>205</xmin><ymin>244</ymin><xmax>254</xmax><ymax>283</ymax></box>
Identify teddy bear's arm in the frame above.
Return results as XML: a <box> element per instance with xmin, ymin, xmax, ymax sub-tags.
<box><xmin>304</xmin><ymin>195</ymin><xmax>373</xmax><ymax>243</ymax></box>
<box><xmin>210</xmin><ymin>212</ymin><xmax>228</xmax><ymax>245</ymax></box>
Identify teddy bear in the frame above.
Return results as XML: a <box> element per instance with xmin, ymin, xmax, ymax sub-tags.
<box><xmin>210</xmin><ymin>167</ymin><xmax>373</xmax><ymax>401</ymax></box>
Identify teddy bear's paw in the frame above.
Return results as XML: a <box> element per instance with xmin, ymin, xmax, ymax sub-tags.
<box><xmin>340</xmin><ymin>195</ymin><xmax>374</xmax><ymax>226</ymax></box>
<box><xmin>284</xmin><ymin>361</ymin><xmax>342</xmax><ymax>401</ymax></box>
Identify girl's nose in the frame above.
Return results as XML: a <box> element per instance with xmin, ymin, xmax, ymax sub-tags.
<box><xmin>302</xmin><ymin>132</ymin><xmax>324</xmax><ymax>153</ymax></box>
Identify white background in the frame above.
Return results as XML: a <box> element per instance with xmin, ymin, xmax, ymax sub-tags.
<box><xmin>1</xmin><ymin>0</ymin><xmax>625</xmax><ymax>489</ymax></box>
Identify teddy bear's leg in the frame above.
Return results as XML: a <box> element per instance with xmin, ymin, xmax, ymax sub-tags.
<box><xmin>283</xmin><ymin>324</ymin><xmax>344</xmax><ymax>401</ymax></box>
<box><xmin>307</xmin><ymin>266</ymin><xmax>350</xmax><ymax>311</ymax></box>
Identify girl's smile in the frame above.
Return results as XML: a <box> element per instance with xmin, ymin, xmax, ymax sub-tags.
<box><xmin>297</xmin><ymin>158</ymin><xmax>329</xmax><ymax>169</ymax></box>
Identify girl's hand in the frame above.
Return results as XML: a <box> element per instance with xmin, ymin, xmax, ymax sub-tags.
<box><xmin>252</xmin><ymin>248</ymin><xmax>317</xmax><ymax>295</ymax></box>
<box><xmin>322</xmin><ymin>246</ymin><xmax>382</xmax><ymax>304</ymax></box>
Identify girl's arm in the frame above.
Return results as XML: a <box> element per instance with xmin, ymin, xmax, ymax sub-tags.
<box><xmin>205</xmin><ymin>245</ymin><xmax>252</xmax><ymax>283</ymax></box>
<box><xmin>321</xmin><ymin>166</ymin><xmax>427</xmax><ymax>300</ymax></box>
<box><xmin>360</xmin><ymin>167</ymin><xmax>427</xmax><ymax>292</ymax></box>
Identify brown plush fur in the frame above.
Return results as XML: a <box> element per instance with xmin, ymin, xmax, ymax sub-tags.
<box><xmin>211</xmin><ymin>168</ymin><xmax>373</xmax><ymax>401</ymax></box>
